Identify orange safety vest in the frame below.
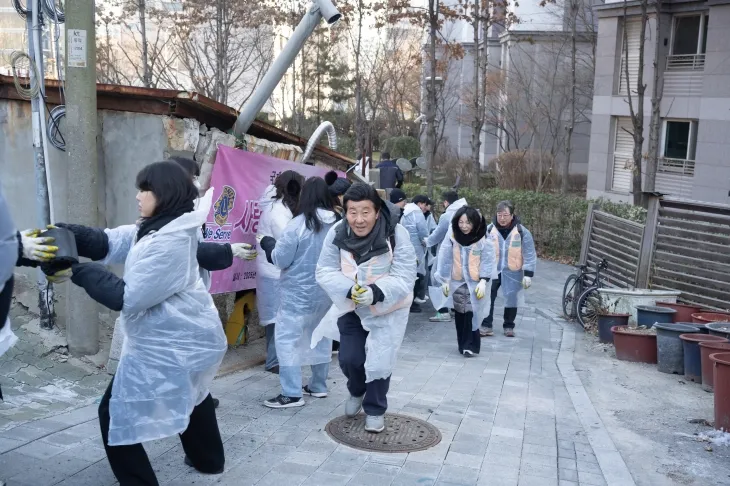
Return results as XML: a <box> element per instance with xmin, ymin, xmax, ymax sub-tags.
<box><xmin>490</xmin><ymin>225</ymin><xmax>523</xmax><ymax>272</ymax></box>
<box><xmin>451</xmin><ymin>239</ymin><xmax>483</xmax><ymax>282</ymax></box>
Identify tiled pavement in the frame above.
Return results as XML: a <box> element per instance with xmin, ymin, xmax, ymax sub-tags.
<box><xmin>0</xmin><ymin>260</ymin><xmax>634</xmax><ymax>485</ymax></box>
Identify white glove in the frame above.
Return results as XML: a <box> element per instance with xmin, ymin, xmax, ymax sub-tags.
<box><xmin>231</xmin><ymin>243</ymin><xmax>257</xmax><ymax>261</ymax></box>
<box><xmin>351</xmin><ymin>284</ymin><xmax>374</xmax><ymax>306</ymax></box>
<box><xmin>422</xmin><ymin>238</ymin><xmax>428</xmax><ymax>248</ymax></box>
<box><xmin>46</xmin><ymin>268</ymin><xmax>72</xmax><ymax>284</ymax></box>
<box><xmin>522</xmin><ymin>276</ymin><xmax>532</xmax><ymax>289</ymax></box>
<box><xmin>441</xmin><ymin>283</ymin><xmax>449</xmax><ymax>297</ymax></box>
<box><xmin>20</xmin><ymin>229</ymin><xmax>57</xmax><ymax>262</ymax></box>
<box><xmin>475</xmin><ymin>279</ymin><xmax>488</xmax><ymax>300</ymax></box>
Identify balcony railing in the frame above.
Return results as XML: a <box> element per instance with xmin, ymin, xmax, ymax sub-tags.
<box><xmin>658</xmin><ymin>157</ymin><xmax>695</xmax><ymax>176</ymax></box>
<box><xmin>666</xmin><ymin>54</ymin><xmax>705</xmax><ymax>71</ymax></box>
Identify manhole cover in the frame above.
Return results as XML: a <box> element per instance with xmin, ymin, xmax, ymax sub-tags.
<box><xmin>325</xmin><ymin>413</ymin><xmax>442</xmax><ymax>453</ymax></box>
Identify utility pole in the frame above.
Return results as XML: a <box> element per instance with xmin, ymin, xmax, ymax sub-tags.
<box><xmin>65</xmin><ymin>0</ymin><xmax>100</xmax><ymax>356</ymax></box>
<box><xmin>26</xmin><ymin>0</ymin><xmax>55</xmax><ymax>329</ymax></box>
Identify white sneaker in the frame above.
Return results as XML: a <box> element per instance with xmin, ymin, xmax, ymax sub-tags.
<box><xmin>365</xmin><ymin>415</ymin><xmax>385</xmax><ymax>433</ymax></box>
<box><xmin>463</xmin><ymin>350</ymin><xmax>476</xmax><ymax>357</ymax></box>
<box><xmin>345</xmin><ymin>395</ymin><xmax>364</xmax><ymax>417</ymax></box>
<box><xmin>413</xmin><ymin>297</ymin><xmax>427</xmax><ymax>304</ymax></box>
<box><xmin>429</xmin><ymin>312</ymin><xmax>452</xmax><ymax>322</ymax></box>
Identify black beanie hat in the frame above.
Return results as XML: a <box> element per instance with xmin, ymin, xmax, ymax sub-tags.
<box><xmin>325</xmin><ymin>171</ymin><xmax>352</xmax><ymax>197</ymax></box>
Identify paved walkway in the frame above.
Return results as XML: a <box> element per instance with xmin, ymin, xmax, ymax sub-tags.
<box><xmin>0</xmin><ymin>259</ymin><xmax>639</xmax><ymax>486</ymax></box>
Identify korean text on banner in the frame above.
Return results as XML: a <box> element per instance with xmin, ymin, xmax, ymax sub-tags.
<box><xmin>205</xmin><ymin>145</ymin><xmax>344</xmax><ymax>294</ymax></box>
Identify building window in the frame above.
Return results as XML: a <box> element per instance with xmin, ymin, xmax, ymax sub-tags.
<box><xmin>667</xmin><ymin>14</ymin><xmax>708</xmax><ymax>71</ymax></box>
<box><xmin>659</xmin><ymin>120</ymin><xmax>697</xmax><ymax>176</ymax></box>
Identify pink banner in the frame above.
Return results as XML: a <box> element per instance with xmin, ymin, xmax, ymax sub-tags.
<box><xmin>204</xmin><ymin>145</ymin><xmax>344</xmax><ymax>294</ymax></box>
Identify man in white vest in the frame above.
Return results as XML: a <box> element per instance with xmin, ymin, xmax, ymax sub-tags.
<box><xmin>480</xmin><ymin>200</ymin><xmax>537</xmax><ymax>338</ymax></box>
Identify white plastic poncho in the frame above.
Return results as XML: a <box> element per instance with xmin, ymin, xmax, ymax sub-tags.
<box><xmin>401</xmin><ymin>203</ymin><xmax>428</xmax><ymax>276</ymax></box>
<box><xmin>104</xmin><ymin>190</ymin><xmax>227</xmax><ymax>446</ymax></box>
<box><xmin>435</xmin><ymin>229</ymin><xmax>497</xmax><ymax>331</ymax></box>
<box><xmin>313</xmin><ymin>223</ymin><xmax>417</xmax><ymax>383</ymax></box>
<box><xmin>426</xmin><ymin>198</ymin><xmax>468</xmax><ymax>288</ymax></box>
<box><xmin>492</xmin><ymin>223</ymin><xmax>538</xmax><ymax>308</ymax></box>
<box><xmin>0</xmin><ymin>188</ymin><xmax>18</xmax><ymax>357</ymax></box>
<box><xmin>271</xmin><ymin>209</ymin><xmax>336</xmax><ymax>367</ymax></box>
<box><xmin>256</xmin><ymin>185</ymin><xmax>294</xmax><ymax>325</ymax></box>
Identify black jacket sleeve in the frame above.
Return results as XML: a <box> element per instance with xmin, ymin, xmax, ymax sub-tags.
<box><xmin>197</xmin><ymin>243</ymin><xmax>234</xmax><ymax>271</ymax></box>
<box><xmin>259</xmin><ymin>237</ymin><xmax>276</xmax><ymax>265</ymax></box>
<box><xmin>56</xmin><ymin>223</ymin><xmax>110</xmax><ymax>261</ymax></box>
<box><xmin>70</xmin><ymin>262</ymin><xmax>124</xmax><ymax>312</ymax></box>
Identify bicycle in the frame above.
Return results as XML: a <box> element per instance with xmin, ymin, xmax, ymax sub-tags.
<box><xmin>562</xmin><ymin>259</ymin><xmax>608</xmax><ymax>328</ymax></box>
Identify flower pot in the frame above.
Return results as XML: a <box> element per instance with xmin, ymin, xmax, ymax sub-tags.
<box><xmin>655</xmin><ymin>302</ymin><xmax>702</xmax><ymax>323</ymax></box>
<box><xmin>706</xmin><ymin>322</ymin><xmax>730</xmax><ymax>340</ymax></box>
<box><xmin>679</xmin><ymin>334</ymin><xmax>728</xmax><ymax>383</ymax></box>
<box><xmin>699</xmin><ymin>342</ymin><xmax>730</xmax><ymax>392</ymax></box>
<box><xmin>597</xmin><ymin>314</ymin><xmax>630</xmax><ymax>344</ymax></box>
<box><xmin>612</xmin><ymin>326</ymin><xmax>657</xmax><ymax>364</ymax></box>
<box><xmin>635</xmin><ymin>305</ymin><xmax>676</xmax><ymax>328</ymax></box>
<box><xmin>654</xmin><ymin>323</ymin><xmax>701</xmax><ymax>375</ymax></box>
<box><xmin>710</xmin><ymin>352</ymin><xmax>730</xmax><ymax>431</ymax></box>
<box><xmin>691</xmin><ymin>312</ymin><xmax>730</xmax><ymax>325</ymax></box>
<box><xmin>41</xmin><ymin>227</ymin><xmax>79</xmax><ymax>264</ymax></box>
<box><xmin>599</xmin><ymin>289</ymin><xmax>680</xmax><ymax>326</ymax></box>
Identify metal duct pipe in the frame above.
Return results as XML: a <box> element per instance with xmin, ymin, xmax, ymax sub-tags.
<box><xmin>301</xmin><ymin>121</ymin><xmax>337</xmax><ymax>164</ymax></box>
<box><xmin>233</xmin><ymin>0</ymin><xmax>341</xmax><ymax>137</ymax></box>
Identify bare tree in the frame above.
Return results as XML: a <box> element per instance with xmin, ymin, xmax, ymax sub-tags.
<box><xmin>173</xmin><ymin>0</ymin><xmax>274</xmax><ymax>108</ymax></box>
<box><xmin>645</xmin><ymin>0</ymin><xmax>664</xmax><ymax>193</ymax></box>
<box><xmin>622</xmin><ymin>0</ymin><xmax>648</xmax><ymax>205</ymax></box>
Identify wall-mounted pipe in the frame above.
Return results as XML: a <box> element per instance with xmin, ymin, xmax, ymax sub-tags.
<box><xmin>233</xmin><ymin>0</ymin><xmax>341</xmax><ymax>137</ymax></box>
<box><xmin>301</xmin><ymin>121</ymin><xmax>337</xmax><ymax>164</ymax></box>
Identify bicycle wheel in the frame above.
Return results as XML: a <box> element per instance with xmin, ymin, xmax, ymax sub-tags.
<box><xmin>562</xmin><ymin>274</ymin><xmax>580</xmax><ymax>319</ymax></box>
<box><xmin>577</xmin><ymin>286</ymin><xmax>603</xmax><ymax>330</ymax></box>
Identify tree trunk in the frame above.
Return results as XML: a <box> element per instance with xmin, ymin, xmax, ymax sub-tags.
<box><xmin>138</xmin><ymin>0</ymin><xmax>151</xmax><ymax>88</ymax></box>
<box><xmin>469</xmin><ymin>0</ymin><xmax>481</xmax><ymax>190</ymax></box>
<box><xmin>425</xmin><ymin>0</ymin><xmax>439</xmax><ymax>198</ymax></box>
<box><xmin>632</xmin><ymin>0</ymin><xmax>648</xmax><ymax>205</ymax></box>
<box><xmin>563</xmin><ymin>0</ymin><xmax>577</xmax><ymax>194</ymax></box>
<box><xmin>646</xmin><ymin>3</ymin><xmax>663</xmax><ymax>194</ymax></box>
<box><xmin>354</xmin><ymin>0</ymin><xmax>364</xmax><ymax>157</ymax></box>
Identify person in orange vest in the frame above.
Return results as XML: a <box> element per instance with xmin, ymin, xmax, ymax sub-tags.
<box><xmin>480</xmin><ymin>200</ymin><xmax>536</xmax><ymax>338</ymax></box>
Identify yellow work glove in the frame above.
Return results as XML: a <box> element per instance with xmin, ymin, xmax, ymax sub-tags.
<box><xmin>20</xmin><ymin>229</ymin><xmax>58</xmax><ymax>262</ymax></box>
<box><xmin>475</xmin><ymin>279</ymin><xmax>488</xmax><ymax>300</ymax></box>
<box><xmin>46</xmin><ymin>268</ymin><xmax>72</xmax><ymax>284</ymax></box>
<box><xmin>231</xmin><ymin>243</ymin><xmax>257</xmax><ymax>261</ymax></box>
<box><xmin>441</xmin><ymin>283</ymin><xmax>450</xmax><ymax>297</ymax></box>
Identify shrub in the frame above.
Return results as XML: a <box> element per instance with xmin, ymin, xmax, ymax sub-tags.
<box><xmin>403</xmin><ymin>184</ymin><xmax>642</xmax><ymax>263</ymax></box>
<box><xmin>380</xmin><ymin>136</ymin><xmax>421</xmax><ymax>160</ymax></box>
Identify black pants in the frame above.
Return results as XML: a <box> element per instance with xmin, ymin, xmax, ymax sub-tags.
<box><xmin>482</xmin><ymin>275</ymin><xmax>518</xmax><ymax>329</ymax></box>
<box><xmin>99</xmin><ymin>378</ymin><xmax>225</xmax><ymax>486</ymax></box>
<box><xmin>337</xmin><ymin>312</ymin><xmax>390</xmax><ymax>416</ymax></box>
<box><xmin>455</xmin><ymin>311</ymin><xmax>480</xmax><ymax>354</ymax></box>
<box><xmin>415</xmin><ymin>274</ymin><xmax>427</xmax><ymax>300</ymax></box>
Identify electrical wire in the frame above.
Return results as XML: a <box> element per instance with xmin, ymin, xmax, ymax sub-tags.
<box><xmin>12</xmin><ymin>0</ymin><xmax>29</xmax><ymax>19</ymax></box>
<box><xmin>46</xmin><ymin>104</ymin><xmax>65</xmax><ymax>151</ymax></box>
<box><xmin>10</xmin><ymin>50</ymin><xmax>41</xmax><ymax>99</ymax></box>
<box><xmin>42</xmin><ymin>0</ymin><xmax>64</xmax><ymax>23</ymax></box>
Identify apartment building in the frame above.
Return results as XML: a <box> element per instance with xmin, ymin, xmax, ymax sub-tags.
<box><xmin>587</xmin><ymin>0</ymin><xmax>730</xmax><ymax>204</ymax></box>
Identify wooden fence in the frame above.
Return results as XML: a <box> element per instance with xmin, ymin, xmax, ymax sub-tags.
<box><xmin>580</xmin><ymin>196</ymin><xmax>730</xmax><ymax>311</ymax></box>
<box><xmin>579</xmin><ymin>206</ymin><xmax>644</xmax><ymax>289</ymax></box>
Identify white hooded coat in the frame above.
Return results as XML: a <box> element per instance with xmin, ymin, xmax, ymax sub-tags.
<box><xmin>256</xmin><ymin>185</ymin><xmax>295</xmax><ymax>325</ymax></box>
<box><xmin>271</xmin><ymin>209</ymin><xmax>336</xmax><ymax>367</ymax></box>
<box><xmin>436</xmin><ymin>229</ymin><xmax>497</xmax><ymax>331</ymax></box>
<box><xmin>426</xmin><ymin>198</ymin><xmax>468</xmax><ymax>287</ymax></box>
<box><xmin>0</xmin><ymin>188</ymin><xmax>18</xmax><ymax>357</ymax></box>
<box><xmin>102</xmin><ymin>191</ymin><xmax>227</xmax><ymax>446</ymax></box>
<box><xmin>400</xmin><ymin>203</ymin><xmax>428</xmax><ymax>276</ymax></box>
<box><xmin>313</xmin><ymin>222</ymin><xmax>417</xmax><ymax>382</ymax></box>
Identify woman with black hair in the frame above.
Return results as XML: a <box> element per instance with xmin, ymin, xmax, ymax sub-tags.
<box><xmin>256</xmin><ymin>170</ymin><xmax>305</xmax><ymax>374</ymax></box>
<box><xmin>436</xmin><ymin>206</ymin><xmax>496</xmax><ymax>357</ymax></box>
<box><xmin>314</xmin><ymin>183</ymin><xmax>416</xmax><ymax>433</ymax></box>
<box><xmin>325</xmin><ymin>170</ymin><xmax>351</xmax><ymax>218</ymax></box>
<box><xmin>64</xmin><ymin>161</ymin><xmax>227</xmax><ymax>485</ymax></box>
<box><xmin>257</xmin><ymin>177</ymin><xmax>336</xmax><ymax>408</ymax></box>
